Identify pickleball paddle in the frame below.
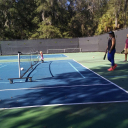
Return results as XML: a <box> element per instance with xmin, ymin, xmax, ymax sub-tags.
<box><xmin>103</xmin><ymin>53</ymin><xmax>106</xmax><ymax>60</ymax></box>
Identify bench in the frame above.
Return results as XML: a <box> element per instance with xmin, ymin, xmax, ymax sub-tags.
<box><xmin>8</xmin><ymin>77</ymin><xmax>32</xmax><ymax>84</ymax></box>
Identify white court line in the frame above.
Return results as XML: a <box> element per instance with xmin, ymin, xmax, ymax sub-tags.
<box><xmin>73</xmin><ymin>59</ymin><xmax>128</xmax><ymax>94</ymax></box>
<box><xmin>68</xmin><ymin>62</ymin><xmax>85</xmax><ymax>79</ymax></box>
<box><xmin>0</xmin><ymin>81</ymin><xmax>24</xmax><ymax>84</ymax></box>
<box><xmin>0</xmin><ymin>65</ymin><xmax>7</xmax><ymax>69</ymax></box>
<box><xmin>1</xmin><ymin>100</ymin><xmax>128</xmax><ymax>111</ymax></box>
<box><xmin>46</xmin><ymin>59</ymin><xmax>71</xmax><ymax>62</ymax></box>
<box><xmin>64</xmin><ymin>54</ymin><xmax>68</xmax><ymax>57</ymax></box>
<box><xmin>0</xmin><ymin>84</ymin><xmax>111</xmax><ymax>91</ymax></box>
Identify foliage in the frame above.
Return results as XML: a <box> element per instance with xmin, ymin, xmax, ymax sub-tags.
<box><xmin>31</xmin><ymin>21</ymin><xmax>63</xmax><ymax>39</ymax></box>
<box><xmin>0</xmin><ymin>0</ymin><xmax>128</xmax><ymax>40</ymax></box>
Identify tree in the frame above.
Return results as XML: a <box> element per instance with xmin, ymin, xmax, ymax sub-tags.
<box><xmin>0</xmin><ymin>0</ymin><xmax>127</xmax><ymax>40</ymax></box>
<box><xmin>31</xmin><ymin>21</ymin><xmax>62</xmax><ymax>39</ymax></box>
<box><xmin>124</xmin><ymin>0</ymin><xmax>128</xmax><ymax>27</ymax></box>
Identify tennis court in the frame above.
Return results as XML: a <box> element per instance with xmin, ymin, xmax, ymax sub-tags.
<box><xmin>0</xmin><ymin>52</ymin><xmax>128</xmax><ymax>128</ymax></box>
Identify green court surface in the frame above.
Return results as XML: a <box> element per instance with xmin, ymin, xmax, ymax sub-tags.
<box><xmin>0</xmin><ymin>52</ymin><xmax>128</xmax><ymax>128</ymax></box>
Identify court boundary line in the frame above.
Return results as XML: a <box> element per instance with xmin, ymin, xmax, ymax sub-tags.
<box><xmin>68</xmin><ymin>62</ymin><xmax>85</xmax><ymax>78</ymax></box>
<box><xmin>45</xmin><ymin>59</ymin><xmax>72</xmax><ymax>62</ymax></box>
<box><xmin>44</xmin><ymin>54</ymin><xmax>67</xmax><ymax>58</ymax></box>
<box><xmin>73</xmin><ymin>59</ymin><xmax>128</xmax><ymax>94</ymax></box>
<box><xmin>0</xmin><ymin>83</ymin><xmax>112</xmax><ymax>91</ymax></box>
<box><xmin>0</xmin><ymin>65</ymin><xmax>7</xmax><ymax>69</ymax></box>
<box><xmin>62</xmin><ymin>54</ymin><xmax>68</xmax><ymax>57</ymax></box>
<box><xmin>1</xmin><ymin>100</ymin><xmax>128</xmax><ymax>111</ymax></box>
<box><xmin>64</xmin><ymin>54</ymin><xmax>68</xmax><ymax>57</ymax></box>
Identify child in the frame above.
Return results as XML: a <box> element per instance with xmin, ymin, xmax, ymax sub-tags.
<box><xmin>40</xmin><ymin>51</ymin><xmax>44</xmax><ymax>63</ymax></box>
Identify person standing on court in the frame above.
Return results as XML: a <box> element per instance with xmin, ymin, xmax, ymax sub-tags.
<box><xmin>124</xmin><ymin>34</ymin><xmax>128</xmax><ymax>62</ymax></box>
<box><xmin>106</xmin><ymin>31</ymin><xmax>117</xmax><ymax>71</ymax></box>
<box><xmin>40</xmin><ymin>51</ymin><xmax>44</xmax><ymax>63</ymax></box>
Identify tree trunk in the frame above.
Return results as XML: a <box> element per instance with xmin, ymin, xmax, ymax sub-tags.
<box><xmin>42</xmin><ymin>11</ymin><xmax>45</xmax><ymax>21</ymax></box>
<box><xmin>124</xmin><ymin>0</ymin><xmax>128</xmax><ymax>28</ymax></box>
<box><xmin>115</xmin><ymin>11</ymin><xmax>118</xmax><ymax>28</ymax></box>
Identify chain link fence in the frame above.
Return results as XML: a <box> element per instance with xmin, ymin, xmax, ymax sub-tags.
<box><xmin>0</xmin><ymin>28</ymin><xmax>127</xmax><ymax>55</ymax></box>
<box><xmin>79</xmin><ymin>28</ymin><xmax>128</xmax><ymax>53</ymax></box>
<box><xmin>0</xmin><ymin>38</ymin><xmax>79</xmax><ymax>55</ymax></box>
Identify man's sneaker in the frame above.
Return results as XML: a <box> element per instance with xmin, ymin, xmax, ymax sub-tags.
<box><xmin>108</xmin><ymin>67</ymin><xmax>112</xmax><ymax>70</ymax></box>
<box><xmin>108</xmin><ymin>67</ymin><xmax>114</xmax><ymax>71</ymax></box>
<box><xmin>113</xmin><ymin>64</ymin><xmax>117</xmax><ymax>69</ymax></box>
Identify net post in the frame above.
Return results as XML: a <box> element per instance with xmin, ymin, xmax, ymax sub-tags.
<box><xmin>18</xmin><ymin>52</ymin><xmax>21</xmax><ymax>78</ymax></box>
<box><xmin>31</xmin><ymin>52</ymin><xmax>33</xmax><ymax>69</ymax></box>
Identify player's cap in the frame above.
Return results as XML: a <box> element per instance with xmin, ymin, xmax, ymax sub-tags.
<box><xmin>108</xmin><ymin>31</ymin><xmax>114</xmax><ymax>34</ymax></box>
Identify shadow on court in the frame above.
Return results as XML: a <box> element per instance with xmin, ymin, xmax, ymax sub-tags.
<box><xmin>90</xmin><ymin>62</ymin><xmax>128</xmax><ymax>91</ymax></box>
<box><xmin>1</xmin><ymin>55</ymin><xmax>128</xmax><ymax>128</ymax></box>
<box><xmin>1</xmin><ymin>66</ymin><xmax>128</xmax><ymax>109</ymax></box>
<box><xmin>1</xmin><ymin>59</ymin><xmax>128</xmax><ymax>109</ymax></box>
<box><xmin>1</xmin><ymin>103</ymin><xmax>128</xmax><ymax>128</ymax></box>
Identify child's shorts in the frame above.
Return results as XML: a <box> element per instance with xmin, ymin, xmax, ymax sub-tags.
<box><xmin>124</xmin><ymin>48</ymin><xmax>128</xmax><ymax>54</ymax></box>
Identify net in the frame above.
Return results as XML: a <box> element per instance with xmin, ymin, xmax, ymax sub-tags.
<box><xmin>65</xmin><ymin>48</ymin><xmax>82</xmax><ymax>53</ymax></box>
<box><xmin>18</xmin><ymin>52</ymin><xmax>39</xmax><ymax>78</ymax></box>
<box><xmin>47</xmin><ymin>49</ymin><xmax>65</xmax><ymax>54</ymax></box>
<box><xmin>47</xmin><ymin>48</ymin><xmax>82</xmax><ymax>54</ymax></box>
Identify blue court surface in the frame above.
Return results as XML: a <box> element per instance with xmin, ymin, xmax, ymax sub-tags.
<box><xmin>0</xmin><ymin>54</ymin><xmax>128</xmax><ymax>109</ymax></box>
